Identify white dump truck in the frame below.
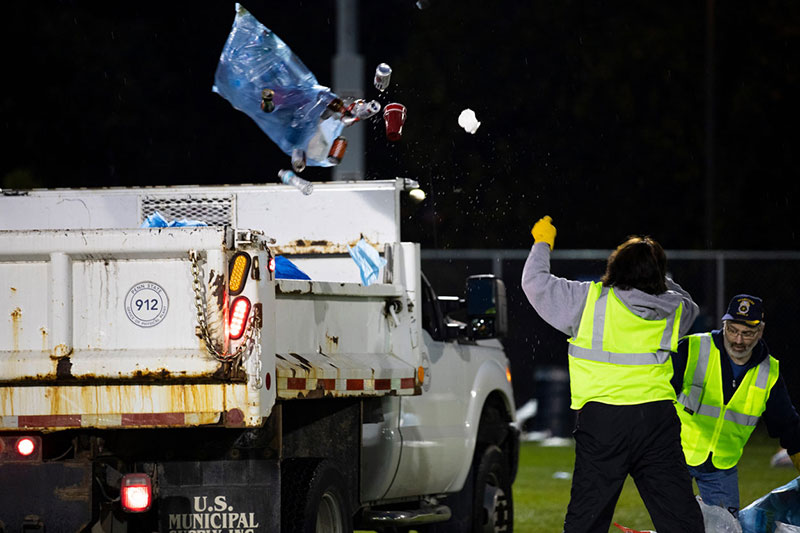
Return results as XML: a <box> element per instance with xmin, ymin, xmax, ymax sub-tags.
<box><xmin>0</xmin><ymin>179</ymin><xmax>518</xmax><ymax>533</ymax></box>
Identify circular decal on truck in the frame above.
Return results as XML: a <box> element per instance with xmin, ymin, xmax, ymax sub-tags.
<box><xmin>124</xmin><ymin>281</ymin><xmax>169</xmax><ymax>328</ymax></box>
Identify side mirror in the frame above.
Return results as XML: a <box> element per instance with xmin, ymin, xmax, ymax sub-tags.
<box><xmin>465</xmin><ymin>275</ymin><xmax>507</xmax><ymax>340</ymax></box>
<box><xmin>438</xmin><ymin>295</ymin><xmax>466</xmax><ymax>340</ymax></box>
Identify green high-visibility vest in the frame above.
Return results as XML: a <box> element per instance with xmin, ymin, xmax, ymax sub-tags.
<box><xmin>567</xmin><ymin>282</ymin><xmax>681</xmax><ymax>410</ymax></box>
<box><xmin>676</xmin><ymin>333</ymin><xmax>779</xmax><ymax>469</ymax></box>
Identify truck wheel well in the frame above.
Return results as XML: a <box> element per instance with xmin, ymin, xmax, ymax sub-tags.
<box><xmin>476</xmin><ymin>393</ymin><xmax>511</xmax><ymax>447</ymax></box>
<box><xmin>476</xmin><ymin>392</ymin><xmax>518</xmax><ymax>484</ymax></box>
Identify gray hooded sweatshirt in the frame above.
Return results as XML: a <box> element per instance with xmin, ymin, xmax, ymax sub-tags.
<box><xmin>521</xmin><ymin>242</ymin><xmax>699</xmax><ymax>339</ymax></box>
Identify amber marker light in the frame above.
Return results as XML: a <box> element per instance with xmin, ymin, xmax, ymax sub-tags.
<box><xmin>228</xmin><ymin>252</ymin><xmax>251</xmax><ymax>296</ymax></box>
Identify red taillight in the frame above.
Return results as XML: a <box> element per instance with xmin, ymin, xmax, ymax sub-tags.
<box><xmin>16</xmin><ymin>437</ymin><xmax>35</xmax><ymax>456</ymax></box>
<box><xmin>121</xmin><ymin>473</ymin><xmax>152</xmax><ymax>513</ymax></box>
<box><xmin>229</xmin><ymin>297</ymin><xmax>251</xmax><ymax>340</ymax></box>
<box><xmin>0</xmin><ymin>435</ymin><xmax>42</xmax><ymax>463</ymax></box>
<box><xmin>268</xmin><ymin>257</ymin><xmax>276</xmax><ymax>273</ymax></box>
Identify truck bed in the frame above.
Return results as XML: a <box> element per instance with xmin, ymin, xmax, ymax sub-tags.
<box><xmin>0</xmin><ymin>226</ymin><xmax>421</xmax><ymax>431</ymax></box>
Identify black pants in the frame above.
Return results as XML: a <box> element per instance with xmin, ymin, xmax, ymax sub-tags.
<box><xmin>563</xmin><ymin>400</ymin><xmax>704</xmax><ymax>533</ymax></box>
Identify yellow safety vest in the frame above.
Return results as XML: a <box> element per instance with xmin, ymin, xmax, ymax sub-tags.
<box><xmin>676</xmin><ymin>333</ymin><xmax>779</xmax><ymax>469</ymax></box>
<box><xmin>567</xmin><ymin>282</ymin><xmax>681</xmax><ymax>409</ymax></box>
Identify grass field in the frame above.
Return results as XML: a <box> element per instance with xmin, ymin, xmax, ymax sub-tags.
<box><xmin>358</xmin><ymin>426</ymin><xmax>796</xmax><ymax>533</ymax></box>
<box><xmin>513</xmin><ymin>426</ymin><xmax>796</xmax><ymax>532</ymax></box>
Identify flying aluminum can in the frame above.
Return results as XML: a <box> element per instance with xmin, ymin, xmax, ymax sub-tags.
<box><xmin>354</xmin><ymin>100</ymin><xmax>382</xmax><ymax>121</ymax></box>
<box><xmin>374</xmin><ymin>63</ymin><xmax>392</xmax><ymax>92</ymax></box>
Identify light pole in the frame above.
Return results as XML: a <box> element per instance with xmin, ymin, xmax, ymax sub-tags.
<box><xmin>332</xmin><ymin>0</ymin><xmax>365</xmax><ymax>181</ymax></box>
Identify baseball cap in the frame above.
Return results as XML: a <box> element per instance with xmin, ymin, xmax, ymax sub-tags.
<box><xmin>721</xmin><ymin>294</ymin><xmax>764</xmax><ymax>326</ymax></box>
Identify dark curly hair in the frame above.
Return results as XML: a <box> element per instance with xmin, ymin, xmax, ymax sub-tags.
<box><xmin>600</xmin><ymin>236</ymin><xmax>668</xmax><ymax>295</ymax></box>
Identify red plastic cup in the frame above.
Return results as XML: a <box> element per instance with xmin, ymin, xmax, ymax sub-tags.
<box><xmin>383</xmin><ymin>103</ymin><xmax>407</xmax><ymax>142</ymax></box>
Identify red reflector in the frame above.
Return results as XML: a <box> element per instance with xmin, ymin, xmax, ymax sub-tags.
<box><xmin>229</xmin><ymin>297</ymin><xmax>251</xmax><ymax>340</ymax></box>
<box><xmin>121</xmin><ymin>473</ymin><xmax>152</xmax><ymax>513</ymax></box>
<box><xmin>16</xmin><ymin>437</ymin><xmax>35</xmax><ymax>457</ymax></box>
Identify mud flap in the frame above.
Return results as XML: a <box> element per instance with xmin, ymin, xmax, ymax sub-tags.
<box><xmin>158</xmin><ymin>460</ymin><xmax>279</xmax><ymax>533</ymax></box>
<box><xmin>0</xmin><ymin>462</ymin><xmax>92</xmax><ymax>533</ymax></box>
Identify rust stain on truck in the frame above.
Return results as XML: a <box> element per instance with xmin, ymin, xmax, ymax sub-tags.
<box><xmin>56</xmin><ymin>357</ymin><xmax>73</xmax><ymax>379</ymax></box>
<box><xmin>208</xmin><ymin>270</ymin><xmax>226</xmax><ymax>310</ymax></box>
<box><xmin>11</xmin><ymin>306</ymin><xmax>21</xmax><ymax>351</ymax></box>
<box><xmin>325</xmin><ymin>333</ymin><xmax>339</xmax><ymax>354</ymax></box>
<box><xmin>0</xmin><ymin>383</ymin><xmax>247</xmax><ymax>429</ymax></box>
<box><xmin>51</xmin><ymin>344</ymin><xmax>73</xmax><ymax>359</ymax></box>
<box><xmin>272</xmin><ymin>237</ymin><xmax>381</xmax><ymax>256</ymax></box>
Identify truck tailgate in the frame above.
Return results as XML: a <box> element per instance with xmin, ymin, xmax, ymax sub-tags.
<box><xmin>0</xmin><ymin>227</ymin><xmax>268</xmax><ymax>430</ymax></box>
<box><xmin>0</xmin><ymin>227</ymin><xmax>232</xmax><ymax>380</ymax></box>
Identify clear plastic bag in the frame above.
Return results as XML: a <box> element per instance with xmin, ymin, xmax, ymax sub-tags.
<box><xmin>212</xmin><ymin>4</ymin><xmax>344</xmax><ymax>167</ymax></box>
<box><xmin>740</xmin><ymin>476</ymin><xmax>800</xmax><ymax>533</ymax></box>
<box><xmin>697</xmin><ymin>497</ymin><xmax>743</xmax><ymax>533</ymax></box>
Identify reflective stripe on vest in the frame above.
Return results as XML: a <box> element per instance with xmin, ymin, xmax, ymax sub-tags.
<box><xmin>568</xmin><ymin>286</ymin><xmax>678</xmax><ymax>365</ymax></box>
<box><xmin>677</xmin><ymin>336</ymin><xmax>772</xmax><ymax>420</ymax></box>
<box><xmin>566</xmin><ymin>283</ymin><xmax>680</xmax><ymax>409</ymax></box>
<box><xmin>676</xmin><ymin>333</ymin><xmax>779</xmax><ymax>468</ymax></box>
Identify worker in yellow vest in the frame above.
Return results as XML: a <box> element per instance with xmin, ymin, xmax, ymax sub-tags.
<box><xmin>672</xmin><ymin>294</ymin><xmax>800</xmax><ymax>518</ymax></box>
<box><xmin>522</xmin><ymin>216</ymin><xmax>704</xmax><ymax>533</ymax></box>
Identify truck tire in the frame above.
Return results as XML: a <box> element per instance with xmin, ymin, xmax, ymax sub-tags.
<box><xmin>281</xmin><ymin>458</ymin><xmax>353</xmax><ymax>533</ymax></box>
<box><xmin>419</xmin><ymin>444</ymin><xmax>513</xmax><ymax>533</ymax></box>
<box><xmin>472</xmin><ymin>444</ymin><xmax>513</xmax><ymax>532</ymax></box>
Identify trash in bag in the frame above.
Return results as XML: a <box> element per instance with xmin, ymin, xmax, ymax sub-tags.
<box><xmin>348</xmin><ymin>238</ymin><xmax>386</xmax><ymax>287</ymax></box>
<box><xmin>697</xmin><ymin>496</ymin><xmax>743</xmax><ymax>533</ymax></box>
<box><xmin>140</xmin><ymin>211</ymin><xmax>208</xmax><ymax>228</ymax></box>
<box><xmin>775</xmin><ymin>522</ymin><xmax>800</xmax><ymax>533</ymax></box>
<box><xmin>213</xmin><ymin>4</ymin><xmax>346</xmax><ymax>167</ymax></box>
<box><xmin>274</xmin><ymin>255</ymin><xmax>310</xmax><ymax>280</ymax></box>
<box><xmin>740</xmin><ymin>476</ymin><xmax>800</xmax><ymax>533</ymax></box>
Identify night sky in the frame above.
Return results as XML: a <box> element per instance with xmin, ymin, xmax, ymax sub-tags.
<box><xmin>3</xmin><ymin>2</ymin><xmax>800</xmax><ymax>412</ymax></box>
<box><xmin>4</xmin><ymin>1</ymin><xmax>800</xmax><ymax>251</ymax></box>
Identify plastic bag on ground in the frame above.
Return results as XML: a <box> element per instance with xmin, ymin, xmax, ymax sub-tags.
<box><xmin>212</xmin><ymin>4</ymin><xmax>344</xmax><ymax>167</ymax></box>
<box><xmin>775</xmin><ymin>523</ymin><xmax>800</xmax><ymax>533</ymax></box>
<box><xmin>697</xmin><ymin>496</ymin><xmax>743</xmax><ymax>533</ymax></box>
<box><xmin>613</xmin><ymin>495</ymin><xmax>745</xmax><ymax>533</ymax></box>
<box><xmin>740</xmin><ymin>476</ymin><xmax>800</xmax><ymax>533</ymax></box>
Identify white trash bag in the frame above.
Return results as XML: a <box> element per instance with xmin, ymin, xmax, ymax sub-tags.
<box><xmin>697</xmin><ymin>496</ymin><xmax>743</xmax><ymax>533</ymax></box>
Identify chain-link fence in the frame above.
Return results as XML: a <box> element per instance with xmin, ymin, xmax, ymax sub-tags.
<box><xmin>421</xmin><ymin>249</ymin><xmax>800</xmax><ymax>437</ymax></box>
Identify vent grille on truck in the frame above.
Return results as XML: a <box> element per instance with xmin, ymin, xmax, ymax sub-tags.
<box><xmin>140</xmin><ymin>195</ymin><xmax>234</xmax><ymax>226</ymax></box>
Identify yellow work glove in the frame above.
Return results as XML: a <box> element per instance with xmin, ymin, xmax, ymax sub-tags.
<box><xmin>531</xmin><ymin>215</ymin><xmax>556</xmax><ymax>250</ymax></box>
<box><xmin>792</xmin><ymin>451</ymin><xmax>800</xmax><ymax>474</ymax></box>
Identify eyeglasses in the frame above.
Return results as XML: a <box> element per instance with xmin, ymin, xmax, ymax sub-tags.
<box><xmin>724</xmin><ymin>323</ymin><xmax>760</xmax><ymax>340</ymax></box>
